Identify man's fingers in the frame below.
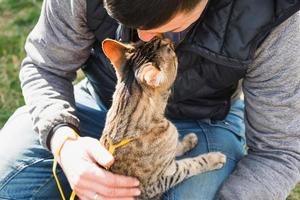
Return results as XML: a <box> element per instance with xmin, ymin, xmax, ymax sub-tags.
<box><xmin>86</xmin><ymin>138</ymin><xmax>115</xmax><ymax>167</ymax></box>
<box><xmin>76</xmin><ymin>190</ymin><xmax>97</xmax><ymax>200</ymax></box>
<box><xmin>86</xmin><ymin>165</ymin><xmax>140</xmax><ymax>188</ymax></box>
<box><xmin>77</xmin><ymin>179</ymin><xmax>141</xmax><ymax>198</ymax></box>
<box><xmin>80</xmin><ymin>189</ymin><xmax>135</xmax><ymax>200</ymax></box>
<box><xmin>94</xmin><ymin>184</ymin><xmax>141</xmax><ymax>198</ymax></box>
<box><xmin>82</xmin><ymin>138</ymin><xmax>140</xmax><ymax>187</ymax></box>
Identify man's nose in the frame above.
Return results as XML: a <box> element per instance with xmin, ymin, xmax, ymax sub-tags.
<box><xmin>137</xmin><ymin>30</ymin><xmax>159</xmax><ymax>42</ymax></box>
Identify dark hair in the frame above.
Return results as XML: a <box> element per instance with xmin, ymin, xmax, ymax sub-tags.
<box><xmin>104</xmin><ymin>0</ymin><xmax>202</xmax><ymax>30</ymax></box>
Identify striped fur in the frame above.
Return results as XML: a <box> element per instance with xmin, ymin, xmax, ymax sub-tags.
<box><xmin>100</xmin><ymin>37</ymin><xmax>226</xmax><ymax>200</ymax></box>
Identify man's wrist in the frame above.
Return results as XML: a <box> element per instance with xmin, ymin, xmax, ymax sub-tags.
<box><xmin>50</xmin><ymin>126</ymin><xmax>79</xmax><ymax>156</ymax></box>
<box><xmin>46</xmin><ymin>123</ymin><xmax>80</xmax><ymax>150</ymax></box>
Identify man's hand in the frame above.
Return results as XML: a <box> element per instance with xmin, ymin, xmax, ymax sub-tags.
<box><xmin>51</xmin><ymin>126</ymin><xmax>141</xmax><ymax>200</ymax></box>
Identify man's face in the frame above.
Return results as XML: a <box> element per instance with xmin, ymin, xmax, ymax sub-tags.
<box><xmin>137</xmin><ymin>0</ymin><xmax>209</xmax><ymax>41</ymax></box>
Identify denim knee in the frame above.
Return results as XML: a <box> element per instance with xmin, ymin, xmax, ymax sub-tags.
<box><xmin>163</xmin><ymin>158</ymin><xmax>238</xmax><ymax>200</ymax></box>
<box><xmin>0</xmin><ymin>106</ymin><xmax>59</xmax><ymax>199</ymax></box>
<box><xmin>163</xmin><ymin>101</ymin><xmax>246</xmax><ymax>200</ymax></box>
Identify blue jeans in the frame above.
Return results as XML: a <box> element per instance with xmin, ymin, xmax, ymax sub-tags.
<box><xmin>0</xmin><ymin>79</ymin><xmax>246</xmax><ymax>200</ymax></box>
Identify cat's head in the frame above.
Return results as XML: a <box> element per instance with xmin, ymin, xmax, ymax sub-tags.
<box><xmin>102</xmin><ymin>37</ymin><xmax>178</xmax><ymax>92</ymax></box>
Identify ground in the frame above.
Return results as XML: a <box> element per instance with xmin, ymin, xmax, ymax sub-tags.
<box><xmin>0</xmin><ymin>0</ymin><xmax>299</xmax><ymax>199</ymax></box>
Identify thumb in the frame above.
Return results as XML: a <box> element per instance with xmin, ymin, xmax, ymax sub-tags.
<box><xmin>86</xmin><ymin>138</ymin><xmax>114</xmax><ymax>168</ymax></box>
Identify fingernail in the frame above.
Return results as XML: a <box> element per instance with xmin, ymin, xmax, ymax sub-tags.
<box><xmin>102</xmin><ymin>155</ymin><xmax>114</xmax><ymax>165</ymax></box>
<box><xmin>135</xmin><ymin>190</ymin><xmax>141</xmax><ymax>195</ymax></box>
<box><xmin>134</xmin><ymin>180</ymin><xmax>140</xmax><ymax>186</ymax></box>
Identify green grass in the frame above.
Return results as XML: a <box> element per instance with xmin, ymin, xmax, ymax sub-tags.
<box><xmin>288</xmin><ymin>184</ymin><xmax>300</xmax><ymax>200</ymax></box>
<box><xmin>0</xmin><ymin>0</ymin><xmax>42</xmax><ymax>127</ymax></box>
<box><xmin>0</xmin><ymin>0</ymin><xmax>299</xmax><ymax>198</ymax></box>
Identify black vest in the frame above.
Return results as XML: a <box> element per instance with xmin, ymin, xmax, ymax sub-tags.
<box><xmin>83</xmin><ymin>0</ymin><xmax>300</xmax><ymax>120</ymax></box>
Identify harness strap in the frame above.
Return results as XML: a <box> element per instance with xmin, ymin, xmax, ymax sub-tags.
<box><xmin>52</xmin><ymin>130</ymin><xmax>79</xmax><ymax>200</ymax></box>
<box><xmin>108</xmin><ymin>138</ymin><xmax>134</xmax><ymax>154</ymax></box>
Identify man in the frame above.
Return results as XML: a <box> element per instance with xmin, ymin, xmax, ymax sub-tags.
<box><xmin>0</xmin><ymin>0</ymin><xmax>300</xmax><ymax>199</ymax></box>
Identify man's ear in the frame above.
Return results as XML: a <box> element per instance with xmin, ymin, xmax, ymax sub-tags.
<box><xmin>102</xmin><ymin>39</ymin><xmax>131</xmax><ymax>77</ymax></box>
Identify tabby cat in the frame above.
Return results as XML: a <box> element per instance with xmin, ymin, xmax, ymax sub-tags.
<box><xmin>100</xmin><ymin>37</ymin><xmax>226</xmax><ymax>200</ymax></box>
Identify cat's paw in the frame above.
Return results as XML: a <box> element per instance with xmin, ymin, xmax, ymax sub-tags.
<box><xmin>205</xmin><ymin>152</ymin><xmax>226</xmax><ymax>170</ymax></box>
<box><xmin>182</xmin><ymin>132</ymin><xmax>198</xmax><ymax>150</ymax></box>
<box><xmin>176</xmin><ymin>133</ymin><xmax>198</xmax><ymax>156</ymax></box>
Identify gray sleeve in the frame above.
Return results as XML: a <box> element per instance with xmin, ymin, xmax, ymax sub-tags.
<box><xmin>216</xmin><ymin>12</ymin><xmax>300</xmax><ymax>199</ymax></box>
<box><xmin>19</xmin><ymin>0</ymin><xmax>95</xmax><ymax>149</ymax></box>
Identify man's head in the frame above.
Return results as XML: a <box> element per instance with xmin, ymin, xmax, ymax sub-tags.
<box><xmin>104</xmin><ymin>0</ymin><xmax>208</xmax><ymax>41</ymax></box>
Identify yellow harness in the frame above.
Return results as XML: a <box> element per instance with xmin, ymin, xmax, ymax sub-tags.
<box><xmin>108</xmin><ymin>138</ymin><xmax>133</xmax><ymax>154</ymax></box>
<box><xmin>52</xmin><ymin>135</ymin><xmax>133</xmax><ymax>200</ymax></box>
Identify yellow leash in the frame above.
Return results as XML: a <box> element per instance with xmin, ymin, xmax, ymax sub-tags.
<box><xmin>52</xmin><ymin>130</ymin><xmax>79</xmax><ymax>200</ymax></box>
<box><xmin>52</xmin><ymin>135</ymin><xmax>133</xmax><ymax>200</ymax></box>
<box><xmin>108</xmin><ymin>138</ymin><xmax>133</xmax><ymax>154</ymax></box>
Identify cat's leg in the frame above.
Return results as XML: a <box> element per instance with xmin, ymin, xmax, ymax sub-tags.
<box><xmin>176</xmin><ymin>132</ymin><xmax>198</xmax><ymax>157</ymax></box>
<box><xmin>146</xmin><ymin>152</ymin><xmax>226</xmax><ymax>198</ymax></box>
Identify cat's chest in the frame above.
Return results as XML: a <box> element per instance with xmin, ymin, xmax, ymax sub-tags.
<box><xmin>101</xmin><ymin>123</ymin><xmax>178</xmax><ymax>178</ymax></box>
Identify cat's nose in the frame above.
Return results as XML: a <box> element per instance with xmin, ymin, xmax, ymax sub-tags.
<box><xmin>156</xmin><ymin>34</ymin><xmax>164</xmax><ymax>39</ymax></box>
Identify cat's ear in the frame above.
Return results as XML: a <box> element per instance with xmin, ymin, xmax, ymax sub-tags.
<box><xmin>141</xmin><ymin>63</ymin><xmax>165</xmax><ymax>88</ymax></box>
<box><xmin>102</xmin><ymin>39</ymin><xmax>132</xmax><ymax>76</ymax></box>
